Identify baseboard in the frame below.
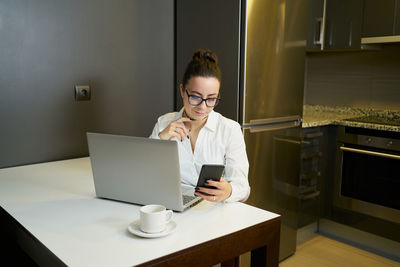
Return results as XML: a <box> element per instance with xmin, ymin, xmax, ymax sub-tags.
<box><xmin>318</xmin><ymin>218</ymin><xmax>400</xmax><ymax>262</ymax></box>
<box><xmin>296</xmin><ymin>221</ymin><xmax>318</xmax><ymax>246</ymax></box>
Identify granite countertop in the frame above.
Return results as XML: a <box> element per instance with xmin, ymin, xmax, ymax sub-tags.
<box><xmin>302</xmin><ymin>105</ymin><xmax>400</xmax><ymax>132</ymax></box>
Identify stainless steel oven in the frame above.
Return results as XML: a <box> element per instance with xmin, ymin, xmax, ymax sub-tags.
<box><xmin>333</xmin><ymin>126</ymin><xmax>400</xmax><ymax>224</ymax></box>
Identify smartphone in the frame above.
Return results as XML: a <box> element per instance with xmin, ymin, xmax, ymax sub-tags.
<box><xmin>196</xmin><ymin>164</ymin><xmax>225</xmax><ymax>194</ymax></box>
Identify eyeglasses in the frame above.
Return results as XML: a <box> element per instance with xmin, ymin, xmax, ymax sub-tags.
<box><xmin>185</xmin><ymin>89</ymin><xmax>221</xmax><ymax>107</ymax></box>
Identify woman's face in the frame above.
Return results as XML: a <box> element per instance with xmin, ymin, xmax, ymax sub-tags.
<box><xmin>180</xmin><ymin>76</ymin><xmax>220</xmax><ymax>121</ymax></box>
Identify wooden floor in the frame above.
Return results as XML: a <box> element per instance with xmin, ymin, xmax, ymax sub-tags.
<box><xmin>279</xmin><ymin>235</ymin><xmax>400</xmax><ymax>267</ymax></box>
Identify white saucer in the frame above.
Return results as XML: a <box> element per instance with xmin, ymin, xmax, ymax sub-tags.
<box><xmin>128</xmin><ymin>220</ymin><xmax>177</xmax><ymax>238</ymax></box>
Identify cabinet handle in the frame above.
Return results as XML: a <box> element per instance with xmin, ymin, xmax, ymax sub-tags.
<box><xmin>321</xmin><ymin>0</ymin><xmax>327</xmax><ymax>50</ymax></box>
<box><xmin>348</xmin><ymin>21</ymin><xmax>353</xmax><ymax>47</ymax></box>
<box><xmin>246</xmin><ymin>121</ymin><xmax>300</xmax><ymax>133</ymax></box>
<box><xmin>243</xmin><ymin>116</ymin><xmax>301</xmax><ymax>133</ymax></box>
<box><xmin>340</xmin><ymin>146</ymin><xmax>400</xmax><ymax>160</ymax></box>
<box><xmin>314</xmin><ymin>17</ymin><xmax>323</xmax><ymax>45</ymax></box>
<box><xmin>274</xmin><ymin>137</ymin><xmax>302</xmax><ymax>145</ymax></box>
<box><xmin>247</xmin><ymin>115</ymin><xmax>301</xmax><ymax>126</ymax></box>
<box><xmin>300</xmin><ymin>191</ymin><xmax>320</xmax><ymax>200</ymax></box>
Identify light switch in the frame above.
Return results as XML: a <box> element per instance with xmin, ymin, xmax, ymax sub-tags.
<box><xmin>74</xmin><ymin>85</ymin><xmax>91</xmax><ymax>101</ymax></box>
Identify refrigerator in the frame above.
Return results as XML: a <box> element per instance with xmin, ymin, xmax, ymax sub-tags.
<box><xmin>176</xmin><ymin>0</ymin><xmax>309</xmax><ymax>261</ymax></box>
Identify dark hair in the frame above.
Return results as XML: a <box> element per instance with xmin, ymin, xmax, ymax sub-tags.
<box><xmin>182</xmin><ymin>49</ymin><xmax>221</xmax><ymax>88</ymax></box>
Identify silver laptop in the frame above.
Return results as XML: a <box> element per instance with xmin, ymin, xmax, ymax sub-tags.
<box><xmin>87</xmin><ymin>132</ymin><xmax>202</xmax><ymax>212</ymax></box>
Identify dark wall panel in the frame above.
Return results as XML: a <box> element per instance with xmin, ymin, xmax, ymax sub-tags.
<box><xmin>304</xmin><ymin>44</ymin><xmax>400</xmax><ymax>110</ymax></box>
<box><xmin>0</xmin><ymin>0</ymin><xmax>174</xmax><ymax>168</ymax></box>
<box><xmin>176</xmin><ymin>0</ymin><xmax>241</xmax><ymax>121</ymax></box>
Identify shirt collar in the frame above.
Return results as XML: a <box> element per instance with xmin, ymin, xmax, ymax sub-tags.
<box><xmin>178</xmin><ymin>108</ymin><xmax>217</xmax><ymax>132</ymax></box>
<box><xmin>204</xmin><ymin>110</ymin><xmax>217</xmax><ymax>132</ymax></box>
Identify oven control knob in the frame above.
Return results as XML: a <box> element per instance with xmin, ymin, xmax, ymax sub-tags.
<box><xmin>387</xmin><ymin>141</ymin><xmax>393</xmax><ymax>147</ymax></box>
<box><xmin>366</xmin><ymin>137</ymin><xmax>372</xmax><ymax>143</ymax></box>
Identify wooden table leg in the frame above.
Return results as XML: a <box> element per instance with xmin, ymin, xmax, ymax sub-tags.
<box><xmin>250</xmin><ymin>225</ymin><xmax>280</xmax><ymax>267</ymax></box>
<box><xmin>221</xmin><ymin>256</ymin><xmax>240</xmax><ymax>267</ymax></box>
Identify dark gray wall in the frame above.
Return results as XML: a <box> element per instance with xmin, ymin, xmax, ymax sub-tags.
<box><xmin>0</xmin><ymin>0</ymin><xmax>174</xmax><ymax>168</ymax></box>
<box><xmin>176</xmin><ymin>0</ymin><xmax>241</xmax><ymax>121</ymax></box>
<box><xmin>304</xmin><ymin>44</ymin><xmax>400</xmax><ymax>110</ymax></box>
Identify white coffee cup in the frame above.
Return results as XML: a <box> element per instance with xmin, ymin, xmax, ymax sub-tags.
<box><xmin>139</xmin><ymin>204</ymin><xmax>173</xmax><ymax>233</ymax></box>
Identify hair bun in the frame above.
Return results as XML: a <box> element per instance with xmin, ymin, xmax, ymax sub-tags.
<box><xmin>193</xmin><ymin>49</ymin><xmax>218</xmax><ymax>64</ymax></box>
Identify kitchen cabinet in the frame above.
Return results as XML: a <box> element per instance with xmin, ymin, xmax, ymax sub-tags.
<box><xmin>307</xmin><ymin>0</ymin><xmax>364</xmax><ymax>51</ymax></box>
<box><xmin>362</xmin><ymin>0</ymin><xmax>400</xmax><ymax>37</ymax></box>
<box><xmin>298</xmin><ymin>126</ymin><xmax>338</xmax><ymax>227</ymax></box>
<box><xmin>298</xmin><ymin>128</ymin><xmax>322</xmax><ymax>227</ymax></box>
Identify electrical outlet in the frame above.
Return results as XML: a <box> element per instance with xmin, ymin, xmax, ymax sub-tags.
<box><xmin>74</xmin><ymin>85</ymin><xmax>91</xmax><ymax>101</ymax></box>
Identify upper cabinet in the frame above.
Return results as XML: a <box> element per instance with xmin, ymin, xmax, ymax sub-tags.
<box><xmin>307</xmin><ymin>0</ymin><xmax>363</xmax><ymax>51</ymax></box>
<box><xmin>362</xmin><ymin>0</ymin><xmax>400</xmax><ymax>44</ymax></box>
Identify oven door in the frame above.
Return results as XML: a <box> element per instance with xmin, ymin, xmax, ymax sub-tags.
<box><xmin>333</xmin><ymin>143</ymin><xmax>400</xmax><ymax>224</ymax></box>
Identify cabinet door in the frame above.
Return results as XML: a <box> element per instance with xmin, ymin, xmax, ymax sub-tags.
<box><xmin>307</xmin><ymin>0</ymin><xmax>363</xmax><ymax>50</ymax></box>
<box><xmin>362</xmin><ymin>0</ymin><xmax>397</xmax><ymax>37</ymax></box>
<box><xmin>395</xmin><ymin>0</ymin><xmax>400</xmax><ymax>35</ymax></box>
<box><xmin>306</xmin><ymin>0</ymin><xmax>325</xmax><ymax>50</ymax></box>
<box><xmin>324</xmin><ymin>0</ymin><xmax>363</xmax><ymax>49</ymax></box>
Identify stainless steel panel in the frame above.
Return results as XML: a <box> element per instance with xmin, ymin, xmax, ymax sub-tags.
<box><xmin>243</xmin><ymin>0</ymin><xmax>308</xmax><ymax>122</ymax></box>
<box><xmin>245</xmin><ymin>126</ymin><xmax>302</xmax><ymax>260</ymax></box>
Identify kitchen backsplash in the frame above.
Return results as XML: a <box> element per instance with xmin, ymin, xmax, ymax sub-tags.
<box><xmin>304</xmin><ymin>44</ymin><xmax>400</xmax><ymax>111</ymax></box>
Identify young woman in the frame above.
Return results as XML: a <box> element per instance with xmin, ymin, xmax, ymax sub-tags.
<box><xmin>150</xmin><ymin>49</ymin><xmax>250</xmax><ymax>202</ymax></box>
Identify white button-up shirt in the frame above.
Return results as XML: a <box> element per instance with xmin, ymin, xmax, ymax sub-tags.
<box><xmin>150</xmin><ymin>109</ymin><xmax>250</xmax><ymax>202</ymax></box>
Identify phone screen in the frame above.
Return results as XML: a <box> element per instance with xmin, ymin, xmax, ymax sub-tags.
<box><xmin>196</xmin><ymin>164</ymin><xmax>225</xmax><ymax>190</ymax></box>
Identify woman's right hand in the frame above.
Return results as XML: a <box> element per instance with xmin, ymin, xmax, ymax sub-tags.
<box><xmin>158</xmin><ymin>117</ymin><xmax>191</xmax><ymax>141</ymax></box>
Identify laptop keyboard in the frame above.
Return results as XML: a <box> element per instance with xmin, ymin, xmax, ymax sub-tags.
<box><xmin>182</xmin><ymin>194</ymin><xmax>197</xmax><ymax>205</ymax></box>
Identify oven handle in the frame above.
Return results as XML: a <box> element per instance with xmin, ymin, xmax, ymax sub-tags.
<box><xmin>340</xmin><ymin>146</ymin><xmax>400</xmax><ymax>160</ymax></box>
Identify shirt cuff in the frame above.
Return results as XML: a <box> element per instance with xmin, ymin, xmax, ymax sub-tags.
<box><xmin>224</xmin><ymin>182</ymin><xmax>250</xmax><ymax>203</ymax></box>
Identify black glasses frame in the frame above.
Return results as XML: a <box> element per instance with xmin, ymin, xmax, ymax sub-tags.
<box><xmin>185</xmin><ymin>89</ymin><xmax>221</xmax><ymax>107</ymax></box>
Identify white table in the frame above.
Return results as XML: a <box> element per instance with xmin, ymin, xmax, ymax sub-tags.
<box><xmin>0</xmin><ymin>158</ymin><xmax>280</xmax><ymax>267</ymax></box>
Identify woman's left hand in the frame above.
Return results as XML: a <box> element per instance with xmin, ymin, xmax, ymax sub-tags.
<box><xmin>194</xmin><ymin>177</ymin><xmax>232</xmax><ymax>202</ymax></box>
